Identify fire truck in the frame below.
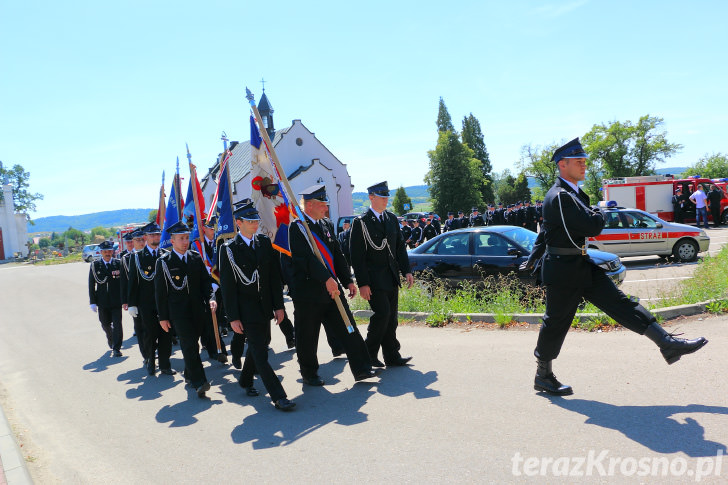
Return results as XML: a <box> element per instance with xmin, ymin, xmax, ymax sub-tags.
<box><xmin>602</xmin><ymin>175</ymin><xmax>728</xmax><ymax>224</ymax></box>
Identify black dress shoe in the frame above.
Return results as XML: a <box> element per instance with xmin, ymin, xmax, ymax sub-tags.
<box><xmin>217</xmin><ymin>354</ymin><xmax>229</xmax><ymax>364</ymax></box>
<box><xmin>286</xmin><ymin>338</ymin><xmax>296</xmax><ymax>349</ymax></box>
<box><xmin>534</xmin><ymin>359</ymin><xmax>573</xmax><ymax>395</ymax></box>
<box><xmin>146</xmin><ymin>362</ymin><xmax>156</xmax><ymax>375</ymax></box>
<box><xmin>331</xmin><ymin>349</ymin><xmax>344</xmax><ymax>358</ymax></box>
<box><xmin>385</xmin><ymin>356</ymin><xmax>412</xmax><ymax>367</ymax></box>
<box><xmin>243</xmin><ymin>386</ymin><xmax>259</xmax><ymax>397</ymax></box>
<box><xmin>196</xmin><ymin>381</ymin><xmax>211</xmax><ymax>398</ymax></box>
<box><xmin>274</xmin><ymin>398</ymin><xmax>296</xmax><ymax>411</ymax></box>
<box><xmin>644</xmin><ymin>322</ymin><xmax>708</xmax><ymax>364</ymax></box>
<box><xmin>160</xmin><ymin>368</ymin><xmax>176</xmax><ymax>376</ymax></box>
<box><xmin>232</xmin><ymin>355</ymin><xmax>242</xmax><ymax>369</ymax></box>
<box><xmin>371</xmin><ymin>359</ymin><xmax>385</xmax><ymax>368</ymax></box>
<box><xmin>354</xmin><ymin>368</ymin><xmax>383</xmax><ymax>381</ymax></box>
<box><xmin>302</xmin><ymin>376</ymin><xmax>325</xmax><ymax>386</ymax></box>
<box><xmin>113</xmin><ymin>350</ymin><xmax>122</xmax><ymax>357</ymax></box>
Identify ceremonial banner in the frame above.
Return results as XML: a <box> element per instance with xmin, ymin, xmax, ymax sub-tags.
<box><xmin>210</xmin><ymin>152</ymin><xmax>235</xmax><ymax>282</ymax></box>
<box><xmin>183</xmin><ymin>173</ymin><xmax>206</xmax><ymax>243</ymax></box>
<box><xmin>156</xmin><ymin>171</ymin><xmax>166</xmax><ymax>226</ymax></box>
<box><xmin>159</xmin><ymin>174</ymin><xmax>181</xmax><ymax>249</ymax></box>
<box><xmin>249</xmin><ymin>115</ymin><xmax>293</xmax><ymax>255</ymax></box>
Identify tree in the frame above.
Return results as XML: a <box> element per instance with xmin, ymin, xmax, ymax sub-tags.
<box><xmin>582</xmin><ymin>115</ymin><xmax>682</xmax><ymax>204</ymax></box>
<box><xmin>0</xmin><ymin>161</ymin><xmax>43</xmax><ymax>221</ymax></box>
<box><xmin>514</xmin><ymin>172</ymin><xmax>531</xmax><ymax>202</ymax></box>
<box><xmin>681</xmin><ymin>153</ymin><xmax>728</xmax><ymax>179</ymax></box>
<box><xmin>436</xmin><ymin>97</ymin><xmax>455</xmax><ymax>133</ymax></box>
<box><xmin>496</xmin><ymin>172</ymin><xmax>518</xmax><ymax>205</ymax></box>
<box><xmin>425</xmin><ymin>130</ymin><xmax>484</xmax><ymax>216</ymax></box>
<box><xmin>90</xmin><ymin>226</ymin><xmax>111</xmax><ymax>239</ymax></box>
<box><xmin>462</xmin><ymin>114</ymin><xmax>494</xmax><ymax>203</ymax></box>
<box><xmin>518</xmin><ymin>143</ymin><xmax>559</xmax><ymax>197</ymax></box>
<box><xmin>148</xmin><ymin>209</ymin><xmax>158</xmax><ymax>223</ymax></box>
<box><xmin>391</xmin><ymin>186</ymin><xmax>412</xmax><ymax>215</ymax></box>
<box><xmin>63</xmin><ymin>227</ymin><xmax>87</xmax><ymax>247</ymax></box>
<box><xmin>38</xmin><ymin>238</ymin><xmax>51</xmax><ymax>248</ymax></box>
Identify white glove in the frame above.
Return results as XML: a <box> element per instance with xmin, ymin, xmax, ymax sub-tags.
<box><xmin>128</xmin><ymin>306</ymin><xmax>139</xmax><ymax>318</ymax></box>
<box><xmin>212</xmin><ymin>283</ymin><xmax>219</xmax><ymax>292</ymax></box>
<box><xmin>90</xmin><ymin>304</ymin><xmax>98</xmax><ymax>312</ymax></box>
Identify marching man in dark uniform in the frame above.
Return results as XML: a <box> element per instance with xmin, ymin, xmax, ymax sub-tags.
<box><xmin>200</xmin><ymin>218</ymin><xmax>228</xmax><ymax>363</ymax></box>
<box><xmin>219</xmin><ymin>200</ymin><xmax>295</xmax><ymax>410</ymax></box>
<box><xmin>443</xmin><ymin>212</ymin><xmax>459</xmax><ymax>232</ymax></box>
<box><xmin>400</xmin><ymin>218</ymin><xmax>413</xmax><ymax>242</ymax></box>
<box><xmin>337</xmin><ymin>221</ymin><xmax>352</xmax><ymax>269</ymax></box>
<box><xmin>422</xmin><ymin>216</ymin><xmax>438</xmax><ymax>242</ymax></box>
<box><xmin>530</xmin><ymin>138</ymin><xmax>708</xmax><ymax>396</ymax></box>
<box><xmin>525</xmin><ymin>200</ymin><xmax>538</xmax><ymax>232</ymax></box>
<box><xmin>289</xmin><ymin>184</ymin><xmax>381</xmax><ymax>386</ymax></box>
<box><xmin>493</xmin><ymin>203</ymin><xmax>505</xmax><ymax>225</ymax></box>
<box><xmin>121</xmin><ymin>230</ymin><xmax>146</xmax><ymax>362</ymax></box>
<box><xmin>88</xmin><ymin>240</ymin><xmax>124</xmax><ymax>356</ymax></box>
<box><xmin>409</xmin><ymin>219</ymin><xmax>423</xmax><ymax>248</ymax></box>
<box><xmin>350</xmin><ymin>181</ymin><xmax>415</xmax><ymax>368</ymax></box>
<box><xmin>154</xmin><ymin>221</ymin><xmax>215</xmax><ymax>398</ymax></box>
<box><xmin>469</xmin><ymin>207</ymin><xmax>485</xmax><ymax>227</ymax></box>
<box><xmin>457</xmin><ymin>210</ymin><xmax>468</xmax><ymax>228</ymax></box>
<box><xmin>128</xmin><ymin>223</ymin><xmax>175</xmax><ymax>376</ymax></box>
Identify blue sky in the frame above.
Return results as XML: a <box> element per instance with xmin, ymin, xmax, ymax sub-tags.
<box><xmin>1</xmin><ymin>1</ymin><xmax>726</xmax><ymax>218</ymax></box>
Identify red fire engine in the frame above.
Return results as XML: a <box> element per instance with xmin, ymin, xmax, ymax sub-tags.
<box><xmin>602</xmin><ymin>175</ymin><xmax>728</xmax><ymax>223</ymax></box>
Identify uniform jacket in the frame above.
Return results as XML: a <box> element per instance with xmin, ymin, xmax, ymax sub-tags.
<box><xmin>154</xmin><ymin>249</ymin><xmax>213</xmax><ymax>323</ymax></box>
<box><xmin>410</xmin><ymin>226</ymin><xmax>423</xmax><ymax>244</ymax></box>
<box><xmin>337</xmin><ymin>228</ymin><xmax>352</xmax><ymax>267</ymax></box>
<box><xmin>88</xmin><ymin>258</ymin><xmax>122</xmax><ymax>308</ymax></box>
<box><xmin>401</xmin><ymin>224</ymin><xmax>413</xmax><ymax>240</ymax></box>
<box><xmin>470</xmin><ymin>214</ymin><xmax>485</xmax><ymax>227</ymax></box>
<box><xmin>422</xmin><ymin>223</ymin><xmax>438</xmax><ymax>241</ymax></box>
<box><xmin>120</xmin><ymin>251</ymin><xmax>134</xmax><ymax>305</ymax></box>
<box><xmin>443</xmin><ymin>218</ymin><xmax>460</xmax><ymax>232</ymax></box>
<box><xmin>289</xmin><ymin>216</ymin><xmax>353</xmax><ymax>303</ymax></box>
<box><xmin>540</xmin><ymin>177</ymin><xmax>604</xmax><ymax>287</ymax></box>
<box><xmin>218</xmin><ymin>233</ymin><xmax>283</xmax><ymax>325</ymax></box>
<box><xmin>350</xmin><ymin>208</ymin><xmax>410</xmax><ymax>291</ymax></box>
<box><xmin>128</xmin><ymin>246</ymin><xmax>166</xmax><ymax>309</ymax></box>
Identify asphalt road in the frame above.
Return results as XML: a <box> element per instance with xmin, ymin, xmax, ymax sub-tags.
<box><xmin>0</xmin><ymin>262</ymin><xmax>726</xmax><ymax>484</ymax></box>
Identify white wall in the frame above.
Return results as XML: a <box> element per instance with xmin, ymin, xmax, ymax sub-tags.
<box><xmin>0</xmin><ymin>184</ymin><xmax>27</xmax><ymax>259</ymax></box>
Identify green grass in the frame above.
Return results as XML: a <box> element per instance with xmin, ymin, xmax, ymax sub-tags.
<box><xmin>351</xmin><ymin>246</ymin><xmax>728</xmax><ymax>328</ymax></box>
<box><xmin>33</xmin><ymin>252</ymin><xmax>83</xmax><ymax>265</ymax></box>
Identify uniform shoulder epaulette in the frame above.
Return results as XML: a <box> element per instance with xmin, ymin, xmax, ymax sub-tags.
<box><xmin>188</xmin><ymin>249</ymin><xmax>200</xmax><ymax>256</ymax></box>
<box><xmin>256</xmin><ymin>233</ymin><xmax>271</xmax><ymax>242</ymax></box>
<box><xmin>158</xmin><ymin>251</ymin><xmax>172</xmax><ymax>261</ymax></box>
<box><xmin>223</xmin><ymin>237</ymin><xmax>236</xmax><ymax>247</ymax></box>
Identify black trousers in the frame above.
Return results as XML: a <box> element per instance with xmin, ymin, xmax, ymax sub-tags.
<box><xmin>294</xmin><ymin>295</ymin><xmax>371</xmax><ymax>379</ymax></box>
<box><xmin>673</xmin><ymin>205</ymin><xmax>684</xmax><ymax>223</ymax></box>
<box><xmin>173</xmin><ymin>316</ymin><xmax>207</xmax><ymax>389</ymax></box>
<box><xmin>98</xmin><ymin>306</ymin><xmax>123</xmax><ymax>351</ymax></box>
<box><xmin>711</xmin><ymin>206</ymin><xmax>722</xmax><ymax>226</ymax></box>
<box><xmin>239</xmin><ymin>322</ymin><xmax>286</xmax><ymax>402</ymax></box>
<box><xmin>230</xmin><ymin>313</ymin><xmax>295</xmax><ymax>358</ymax></box>
<box><xmin>132</xmin><ymin>315</ymin><xmax>146</xmax><ymax>359</ymax></box>
<box><xmin>140</xmin><ymin>306</ymin><xmax>172</xmax><ymax>370</ymax></box>
<box><xmin>536</xmin><ymin>267</ymin><xmax>655</xmax><ymax>361</ymax></box>
<box><xmin>365</xmin><ymin>287</ymin><xmax>402</xmax><ymax>363</ymax></box>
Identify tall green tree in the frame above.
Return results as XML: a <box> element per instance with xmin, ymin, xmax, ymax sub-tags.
<box><xmin>436</xmin><ymin>97</ymin><xmax>455</xmax><ymax>133</ymax></box>
<box><xmin>514</xmin><ymin>172</ymin><xmax>531</xmax><ymax>202</ymax></box>
<box><xmin>681</xmin><ymin>153</ymin><xmax>728</xmax><ymax>179</ymax></box>
<box><xmin>496</xmin><ymin>172</ymin><xmax>518</xmax><ymax>205</ymax></box>
<box><xmin>425</xmin><ymin>131</ymin><xmax>484</xmax><ymax>216</ymax></box>
<box><xmin>582</xmin><ymin>115</ymin><xmax>681</xmax><ymax>203</ymax></box>
<box><xmin>462</xmin><ymin>113</ymin><xmax>494</xmax><ymax>203</ymax></box>
<box><xmin>391</xmin><ymin>186</ymin><xmax>412</xmax><ymax>215</ymax></box>
<box><xmin>518</xmin><ymin>143</ymin><xmax>559</xmax><ymax>197</ymax></box>
<box><xmin>0</xmin><ymin>161</ymin><xmax>44</xmax><ymax>221</ymax></box>
<box><xmin>148</xmin><ymin>209</ymin><xmax>158</xmax><ymax>223</ymax></box>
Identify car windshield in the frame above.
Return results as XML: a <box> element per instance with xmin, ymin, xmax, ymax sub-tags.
<box><xmin>498</xmin><ymin>227</ymin><xmax>537</xmax><ymax>252</ymax></box>
<box><xmin>623</xmin><ymin>211</ymin><xmax>659</xmax><ymax>229</ymax></box>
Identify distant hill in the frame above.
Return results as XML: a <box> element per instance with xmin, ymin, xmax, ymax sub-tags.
<box><xmin>656</xmin><ymin>167</ymin><xmax>688</xmax><ymax>176</ymax></box>
<box><xmin>351</xmin><ymin>185</ymin><xmax>430</xmax><ymax>214</ymax></box>
<box><xmin>29</xmin><ymin>209</ymin><xmax>154</xmax><ymax>234</ymax></box>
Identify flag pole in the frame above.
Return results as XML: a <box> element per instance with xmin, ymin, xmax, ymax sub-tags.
<box><xmin>187</xmin><ymin>144</ymin><xmax>222</xmax><ymax>355</ymax></box>
<box><xmin>157</xmin><ymin>171</ymin><xmax>166</xmax><ymax>226</ymax></box>
<box><xmin>245</xmin><ymin>88</ymin><xmax>354</xmax><ymax>333</ymax></box>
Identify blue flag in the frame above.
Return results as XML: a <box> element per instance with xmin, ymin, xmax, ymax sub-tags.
<box><xmin>210</xmin><ymin>154</ymin><xmax>236</xmax><ymax>281</ymax></box>
<box><xmin>159</xmin><ymin>176</ymin><xmax>181</xmax><ymax>249</ymax></box>
<box><xmin>183</xmin><ymin>180</ymin><xmax>201</xmax><ymax>243</ymax></box>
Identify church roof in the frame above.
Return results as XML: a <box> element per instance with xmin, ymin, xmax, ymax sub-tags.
<box><xmin>258</xmin><ymin>92</ymin><xmax>273</xmax><ymax>113</ymax></box>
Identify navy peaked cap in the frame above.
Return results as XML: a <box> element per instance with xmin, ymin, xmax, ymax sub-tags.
<box><xmin>299</xmin><ymin>184</ymin><xmax>329</xmax><ymax>203</ymax></box>
<box><xmin>367</xmin><ymin>181</ymin><xmax>390</xmax><ymax>197</ymax></box>
<box><xmin>552</xmin><ymin>137</ymin><xmax>588</xmax><ymax>163</ymax></box>
<box><xmin>233</xmin><ymin>198</ymin><xmax>261</xmax><ymax>220</ymax></box>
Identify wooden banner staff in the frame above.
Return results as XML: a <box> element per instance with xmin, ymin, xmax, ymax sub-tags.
<box><xmin>187</xmin><ymin>145</ymin><xmax>223</xmax><ymax>354</ymax></box>
<box><xmin>245</xmin><ymin>88</ymin><xmax>354</xmax><ymax>334</ymax></box>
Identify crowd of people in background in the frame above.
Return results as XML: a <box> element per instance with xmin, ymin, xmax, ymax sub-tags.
<box><xmin>398</xmin><ymin>201</ymin><xmax>543</xmax><ymax>248</ymax></box>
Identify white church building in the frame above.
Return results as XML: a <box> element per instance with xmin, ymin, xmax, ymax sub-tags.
<box><xmin>0</xmin><ymin>184</ymin><xmax>29</xmax><ymax>259</ymax></box>
<box><xmin>201</xmin><ymin>91</ymin><xmax>354</xmax><ymax>224</ymax></box>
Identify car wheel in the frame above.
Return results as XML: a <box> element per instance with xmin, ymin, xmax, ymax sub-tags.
<box><xmin>672</xmin><ymin>239</ymin><xmax>698</xmax><ymax>262</ymax></box>
<box><xmin>722</xmin><ymin>210</ymin><xmax>728</xmax><ymax>225</ymax></box>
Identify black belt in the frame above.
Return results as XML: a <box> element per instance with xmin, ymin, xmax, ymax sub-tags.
<box><xmin>546</xmin><ymin>246</ymin><xmax>585</xmax><ymax>256</ymax></box>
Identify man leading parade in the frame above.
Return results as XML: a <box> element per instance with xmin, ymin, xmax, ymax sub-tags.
<box><xmin>350</xmin><ymin>181</ymin><xmax>415</xmax><ymax>368</ymax></box>
<box><xmin>531</xmin><ymin>137</ymin><xmax>708</xmax><ymax>396</ymax></box>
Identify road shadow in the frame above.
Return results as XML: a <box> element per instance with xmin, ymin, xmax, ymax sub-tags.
<box><xmin>375</xmin><ymin>367</ymin><xmax>439</xmax><ymax>400</ymax></box>
<box><xmin>82</xmin><ymin>352</ymin><xmax>128</xmax><ymax>373</ymax></box>
<box><xmin>229</xmin><ymin>383</ymin><xmax>375</xmax><ymax>449</ymax></box>
<box><xmin>156</xmin><ymin>390</ymin><xmax>225</xmax><ymax>427</ymax></box>
<box><xmin>542</xmin><ymin>395</ymin><xmax>728</xmax><ymax>457</ymax></box>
